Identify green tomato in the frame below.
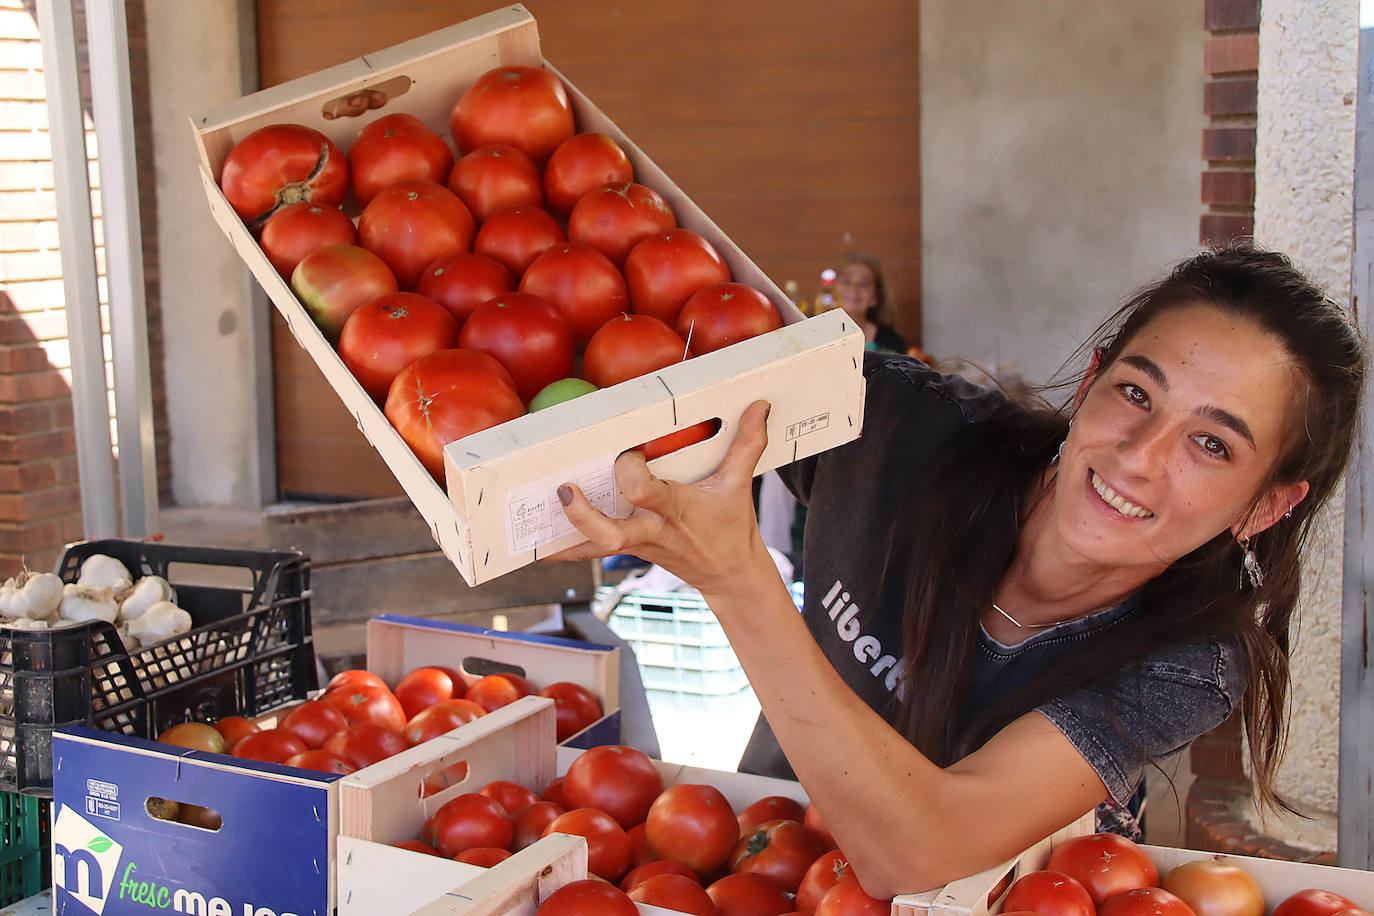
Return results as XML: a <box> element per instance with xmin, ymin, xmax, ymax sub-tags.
<box><xmin>528</xmin><ymin>377</ymin><xmax>598</xmax><ymax>412</ymax></box>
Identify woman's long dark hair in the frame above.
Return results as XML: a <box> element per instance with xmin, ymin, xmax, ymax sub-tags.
<box><xmin>889</xmin><ymin>243</ymin><xmax>1366</xmax><ymax>813</ymax></box>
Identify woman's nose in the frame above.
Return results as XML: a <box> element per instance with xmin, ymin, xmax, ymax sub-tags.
<box><xmin>1118</xmin><ymin>418</ymin><xmax>1171</xmax><ymax>477</ymax></box>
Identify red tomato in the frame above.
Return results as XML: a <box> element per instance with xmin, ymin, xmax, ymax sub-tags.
<box><xmin>541</xmin><ymin>776</ymin><xmax>571</xmax><ymax>808</ymax></box>
<box><xmin>424</xmin><ymin>793</ymin><xmax>514</xmax><ymax>857</ymax></box>
<box><xmin>417</xmin><ymin>252</ymin><xmax>513</xmax><ymax>328</ymax></box>
<box><xmin>283</xmin><ymin>750</ymin><xmax>355</xmax><ymax>776</ymax></box>
<box><xmin>393</xmin><ymin>840</ymin><xmax>442</xmax><ymax>856</ymax></box>
<box><xmin>1099</xmin><ymin>887</ymin><xmax>1198</xmax><ymax>916</ymax></box>
<box><xmin>628</xmin><ymin>874</ymin><xmax>717</xmax><ymax>915</ymax></box>
<box><xmin>457</xmin><ymin>293</ymin><xmax>575</xmax><ymax>404</ymax></box>
<box><xmin>544</xmin><ymin>808</ymin><xmax>631</xmax><ymax>882</ymax></box>
<box><xmin>519</xmin><ymin>242</ymin><xmax>629</xmax><ymax>349</ymax></box>
<box><xmin>260</xmin><ymin>202</ymin><xmax>358</xmax><ymax>279</ymax></box>
<box><xmin>321</xmin><ymin>722</ymin><xmax>407</xmax><ymax>770</ymax></box>
<box><xmin>1004</xmin><ymin>870</ymin><xmax>1097</xmax><ymax>916</ymax></box>
<box><xmin>403</xmin><ymin>700</ymin><xmax>486</xmax><ymax>746</ymax></box>
<box><xmin>291</xmin><ymin>244</ymin><xmax>399</xmax><ymax>345</ymax></box>
<box><xmin>737</xmin><ymin>796</ymin><xmax>807</xmax><ymax>835</ymax></box>
<box><xmin>805</xmin><ymin>804</ymin><xmax>837</xmax><ymax>851</ymax></box>
<box><xmin>465</xmin><ymin>673</ymin><xmax>534</xmax><ymax>712</ymax></box>
<box><xmin>1162</xmin><ymin>862</ymin><xmax>1264</xmax><ymax>916</ymax></box>
<box><xmin>624</xmin><ymin>822</ymin><xmax>654</xmax><ymax>871</ymax></box>
<box><xmin>338</xmin><ymin>291</ymin><xmax>458</xmax><ymax>403</ymax></box>
<box><xmin>384</xmin><ymin>349</ymin><xmax>525</xmax><ymax>481</ymax></box>
<box><xmin>322</xmin><ymin>684</ymin><xmax>407</xmax><ymax>732</ymax></box>
<box><xmin>358</xmin><ymin>180</ymin><xmax>475</xmax><ymax>289</ymax></box>
<box><xmin>220</xmin><ymin>123</ymin><xmax>348</xmax><ymax>225</ymax></box>
<box><xmin>158</xmin><ymin>723</ymin><xmax>227</xmax><ymax>753</ymax></box>
<box><xmin>568</xmin><ymin>181</ymin><xmax>676</xmax><ymax>267</ymax></box>
<box><xmin>797</xmin><ymin>850</ymin><xmax>854</xmax><ymax>914</ymax></box>
<box><xmin>212</xmin><ymin>716</ymin><xmax>260</xmax><ymax>751</ymax></box>
<box><xmin>473</xmin><ymin>207</ymin><xmax>566</xmax><ymax>279</ymax></box>
<box><xmin>1048</xmin><ymin>834</ymin><xmax>1160</xmax><ymax>907</ymax></box>
<box><xmin>230</xmin><ymin>728</ymin><xmax>307</xmax><ymax>764</ymax></box>
<box><xmin>538</xmin><ymin>682</ymin><xmax>604</xmax><ymax>742</ymax></box>
<box><xmin>454</xmin><ymin>847</ymin><xmax>512</xmax><ymax>867</ymax></box>
<box><xmin>638</xmin><ymin>420</ymin><xmax>718</xmax><ymax>461</ymax></box>
<box><xmin>450</xmin><ymin>65</ymin><xmax>574</xmax><ymax>165</ymax></box>
<box><xmin>536</xmin><ymin>879</ymin><xmax>638</xmax><ymax>916</ymax></box>
<box><xmin>1273</xmin><ymin>890</ymin><xmax>1363</xmax><ymax>916</ymax></box>
<box><xmin>394</xmin><ymin>667</ymin><xmax>458</xmax><ymax>721</ymax></box>
<box><xmin>327</xmin><ymin>669</ymin><xmax>390</xmax><ymax>692</ymax></box>
<box><xmin>676</xmin><ymin>283</ymin><xmax>783</xmax><ymax>356</ymax></box>
<box><xmin>582</xmin><ymin>314</ymin><xmax>688</xmax><ymax>389</ymax></box>
<box><xmin>621</xmin><ymin>860</ymin><xmax>700</xmax><ymax>893</ymax></box>
<box><xmin>447</xmin><ymin>144</ymin><xmax>543</xmax><ymax>222</ymax></box>
<box><xmin>512</xmin><ymin>801</ymin><xmax>566</xmax><ymax>852</ymax></box>
<box><xmin>729</xmin><ymin>818</ymin><xmax>826</xmax><ymax>894</ymax></box>
<box><xmin>544</xmin><ymin>133</ymin><xmax>634</xmax><ymax>217</ymax></box>
<box><xmin>348</xmin><ymin>113</ymin><xmax>454</xmax><ymax>208</ymax></box>
<box><xmin>645</xmin><ymin>783</ymin><xmax>739</xmax><ymax>877</ymax></box>
<box><xmin>480</xmin><ymin>780</ymin><xmax>540</xmax><ymax>814</ymax></box>
<box><xmin>625</xmin><ymin>230</ymin><xmax>731</xmax><ymax>326</ymax></box>
<box><xmin>815</xmin><ymin>876</ymin><xmax>890</xmax><ymax>916</ymax></box>
<box><xmin>564</xmin><ymin>745</ymin><xmax>664</xmax><ymax>831</ymax></box>
<box><xmin>279</xmin><ymin>699</ymin><xmax>348</xmax><ymax>749</ymax></box>
<box><xmin>705</xmin><ymin>873</ymin><xmax>792</xmax><ymax>916</ymax></box>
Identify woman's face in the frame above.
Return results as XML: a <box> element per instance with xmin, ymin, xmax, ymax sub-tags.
<box><xmin>1051</xmin><ymin>304</ymin><xmax>1306</xmax><ymax>573</ymax></box>
<box><xmin>835</xmin><ymin>262</ymin><xmax>878</xmax><ymax>319</ymax></box>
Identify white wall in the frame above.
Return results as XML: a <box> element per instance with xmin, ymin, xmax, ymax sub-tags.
<box><xmin>920</xmin><ymin>1</ymin><xmax>1205</xmax><ymax>387</ymax></box>
<box><xmin>1250</xmin><ymin>0</ymin><xmax>1360</xmax><ymax>852</ymax></box>
<box><xmin>143</xmin><ymin>0</ymin><xmax>269</xmax><ymax>506</ymax></box>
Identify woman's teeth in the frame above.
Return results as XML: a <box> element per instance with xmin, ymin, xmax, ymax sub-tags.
<box><xmin>1091</xmin><ymin>472</ymin><xmax>1155</xmax><ymax>518</ymax></box>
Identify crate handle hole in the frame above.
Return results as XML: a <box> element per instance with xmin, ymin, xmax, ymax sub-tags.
<box><xmin>461</xmin><ymin>657</ymin><xmax>528</xmax><ymax>681</ymax></box>
<box><xmin>321</xmin><ymin>75</ymin><xmax>413</xmax><ymax>120</ymax></box>
<box><xmin>418</xmin><ymin>760</ymin><xmax>470</xmax><ymax>800</ymax></box>
<box><xmin>146</xmin><ymin>797</ymin><xmax>223</xmax><ymax>832</ymax></box>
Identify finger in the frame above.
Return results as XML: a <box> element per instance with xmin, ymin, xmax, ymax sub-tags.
<box><xmin>613</xmin><ymin>450</ymin><xmax>678</xmax><ymax>516</ymax></box>
<box><xmin>711</xmin><ymin>400</ymin><xmax>771</xmax><ymax>486</ymax></box>
<box><xmin>556</xmin><ymin>480</ymin><xmax>665</xmax><ymax>557</ymax></box>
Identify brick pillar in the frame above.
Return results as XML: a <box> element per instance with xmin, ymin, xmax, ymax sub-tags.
<box><xmin>1199</xmin><ymin>0</ymin><xmax>1259</xmax><ymax>244</ymax></box>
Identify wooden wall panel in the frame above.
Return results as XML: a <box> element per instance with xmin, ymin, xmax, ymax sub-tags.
<box><xmin>257</xmin><ymin>0</ymin><xmax>920</xmax><ymax>500</ymax></box>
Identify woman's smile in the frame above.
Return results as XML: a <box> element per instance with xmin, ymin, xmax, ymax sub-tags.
<box><xmin>1088</xmin><ymin>469</ymin><xmax>1155</xmax><ymax>519</ymax></box>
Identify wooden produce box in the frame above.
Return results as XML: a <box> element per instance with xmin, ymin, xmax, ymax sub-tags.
<box><xmin>190</xmin><ymin>4</ymin><xmax>867</xmax><ymax>586</ymax></box>
<box><xmin>336</xmin><ymin>696</ymin><xmax>809</xmax><ymax>915</ymax></box>
<box><xmin>896</xmin><ymin>821</ymin><xmax>1374</xmax><ymax>916</ymax></box>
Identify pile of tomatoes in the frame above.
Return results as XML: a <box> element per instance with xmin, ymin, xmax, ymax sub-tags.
<box><xmin>157</xmin><ymin>665</ymin><xmax>602</xmax><ymax>777</ymax></box>
<box><xmin>218</xmin><ymin>63</ymin><xmax>785</xmax><ymax>483</ymax></box>
<box><xmin>1003</xmin><ymin>833</ymin><xmax>1370</xmax><ymax>916</ymax></box>
<box><xmin>387</xmin><ymin>741</ymin><xmax>888</xmax><ymax>916</ymax></box>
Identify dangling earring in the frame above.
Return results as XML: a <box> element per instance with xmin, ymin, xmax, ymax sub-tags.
<box><xmin>1053</xmin><ymin>438</ymin><xmax>1065</xmax><ymax>465</ymax></box>
<box><xmin>1239</xmin><ymin>536</ymin><xmax>1264</xmax><ymax>589</ymax></box>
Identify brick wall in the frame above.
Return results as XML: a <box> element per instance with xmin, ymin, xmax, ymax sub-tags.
<box><xmin>0</xmin><ymin>0</ymin><xmax>169</xmax><ymax>574</ymax></box>
<box><xmin>1199</xmin><ymin>0</ymin><xmax>1258</xmax><ymax>243</ymax></box>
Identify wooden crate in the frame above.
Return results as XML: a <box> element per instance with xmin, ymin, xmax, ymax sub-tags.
<box><xmin>190</xmin><ymin>4</ymin><xmax>866</xmax><ymax>586</ymax></box>
<box><xmin>336</xmin><ymin>695</ymin><xmax>808</xmax><ymax>915</ymax></box>
<box><xmin>896</xmin><ymin>823</ymin><xmax>1374</xmax><ymax>916</ymax></box>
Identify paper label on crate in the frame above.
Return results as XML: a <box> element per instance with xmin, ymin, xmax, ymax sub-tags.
<box><xmin>506</xmin><ymin>452</ymin><xmax>621</xmax><ymax>555</ymax></box>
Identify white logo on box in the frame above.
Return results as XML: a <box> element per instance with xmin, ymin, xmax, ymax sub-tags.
<box><xmin>53</xmin><ymin>804</ymin><xmax>124</xmax><ymax>915</ymax></box>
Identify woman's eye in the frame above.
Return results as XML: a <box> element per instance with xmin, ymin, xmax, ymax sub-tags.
<box><xmin>1118</xmin><ymin>383</ymin><xmax>1149</xmax><ymax>407</ymax></box>
<box><xmin>1194</xmin><ymin>435</ymin><xmax>1230</xmax><ymax>459</ymax></box>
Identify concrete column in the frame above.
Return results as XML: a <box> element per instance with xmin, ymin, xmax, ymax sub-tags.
<box><xmin>143</xmin><ymin>0</ymin><xmax>272</xmax><ymax>507</ymax></box>
<box><xmin>1252</xmin><ymin>0</ymin><xmax>1360</xmax><ymax>851</ymax></box>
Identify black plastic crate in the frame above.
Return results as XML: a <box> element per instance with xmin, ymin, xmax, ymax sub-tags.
<box><xmin>0</xmin><ymin>539</ymin><xmax>317</xmax><ymax>796</ymax></box>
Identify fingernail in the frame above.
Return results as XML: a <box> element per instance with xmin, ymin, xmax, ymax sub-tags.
<box><xmin>557</xmin><ymin>485</ymin><xmax>573</xmax><ymax>506</ymax></box>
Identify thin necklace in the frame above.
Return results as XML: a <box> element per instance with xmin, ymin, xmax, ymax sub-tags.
<box><xmin>991</xmin><ymin>601</ymin><xmax>1055</xmax><ymax>630</ymax></box>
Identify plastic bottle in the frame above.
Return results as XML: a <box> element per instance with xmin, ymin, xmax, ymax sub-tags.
<box><xmin>783</xmin><ymin>279</ymin><xmax>809</xmax><ymax>316</ymax></box>
<box><xmin>816</xmin><ymin>268</ymin><xmax>837</xmax><ymax>312</ymax></box>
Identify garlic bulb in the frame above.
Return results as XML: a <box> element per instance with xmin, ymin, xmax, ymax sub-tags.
<box><xmin>77</xmin><ymin>554</ymin><xmax>133</xmax><ymax>593</ymax></box>
<box><xmin>0</xmin><ymin>579</ymin><xmax>20</xmax><ymax>619</ymax></box>
<box><xmin>10</xmin><ymin>571</ymin><xmax>62</xmax><ymax>620</ymax></box>
<box><xmin>127</xmin><ymin>600</ymin><xmax>193</xmax><ymax>645</ymax></box>
<box><xmin>118</xmin><ymin>576</ymin><xmax>174</xmax><ymax>622</ymax></box>
<box><xmin>59</xmin><ymin>583</ymin><xmax>119</xmax><ymax>623</ymax></box>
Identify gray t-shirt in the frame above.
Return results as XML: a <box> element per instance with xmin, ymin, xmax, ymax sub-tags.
<box><xmin>738</xmin><ymin>352</ymin><xmax>1246</xmax><ymax>805</ymax></box>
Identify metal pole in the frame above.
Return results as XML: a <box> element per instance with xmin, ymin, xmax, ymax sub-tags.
<box><xmin>1338</xmin><ymin>25</ymin><xmax>1374</xmax><ymax>873</ymax></box>
<box><xmin>35</xmin><ymin>0</ymin><xmax>118</xmax><ymax>539</ymax></box>
<box><xmin>86</xmin><ymin>0</ymin><xmax>158</xmax><ymax>537</ymax></box>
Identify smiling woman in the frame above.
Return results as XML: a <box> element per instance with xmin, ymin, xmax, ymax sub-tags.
<box><xmin>550</xmin><ymin>243</ymin><xmax>1367</xmax><ymax>898</ymax></box>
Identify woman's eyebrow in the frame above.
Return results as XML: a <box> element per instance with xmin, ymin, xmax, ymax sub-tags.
<box><xmin>1198</xmin><ymin>405</ymin><xmax>1257</xmax><ymax>449</ymax></box>
<box><xmin>1121</xmin><ymin>354</ymin><xmax>1168</xmax><ymax>389</ymax></box>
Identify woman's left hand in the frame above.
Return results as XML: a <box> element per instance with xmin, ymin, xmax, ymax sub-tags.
<box><xmin>548</xmin><ymin>400</ymin><xmax>774</xmax><ymax>600</ymax></box>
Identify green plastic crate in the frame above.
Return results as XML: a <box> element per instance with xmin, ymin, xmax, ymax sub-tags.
<box><xmin>1</xmin><ymin>789</ymin><xmax>49</xmax><ymax>905</ymax></box>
